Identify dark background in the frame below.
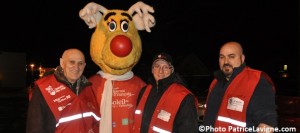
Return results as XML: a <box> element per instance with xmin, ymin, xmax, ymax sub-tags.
<box><xmin>0</xmin><ymin>1</ymin><xmax>299</xmax><ymax>132</ymax></box>
<box><xmin>1</xmin><ymin>0</ymin><xmax>299</xmax><ymax>85</ymax></box>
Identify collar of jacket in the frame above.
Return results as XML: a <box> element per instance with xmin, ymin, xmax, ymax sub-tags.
<box><xmin>148</xmin><ymin>72</ymin><xmax>185</xmax><ymax>94</ymax></box>
<box><xmin>53</xmin><ymin>66</ymin><xmax>91</xmax><ymax>92</ymax></box>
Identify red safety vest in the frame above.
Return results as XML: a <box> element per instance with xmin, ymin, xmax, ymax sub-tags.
<box><xmin>36</xmin><ymin>75</ymin><xmax>100</xmax><ymax>133</ymax></box>
<box><xmin>207</xmin><ymin>67</ymin><xmax>266</xmax><ymax>132</ymax></box>
<box><xmin>133</xmin><ymin>83</ymin><xmax>197</xmax><ymax>133</ymax></box>
<box><xmin>88</xmin><ymin>74</ymin><xmax>146</xmax><ymax>133</ymax></box>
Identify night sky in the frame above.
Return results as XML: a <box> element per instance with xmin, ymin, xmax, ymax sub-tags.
<box><xmin>1</xmin><ymin>0</ymin><xmax>299</xmax><ymax>79</ymax></box>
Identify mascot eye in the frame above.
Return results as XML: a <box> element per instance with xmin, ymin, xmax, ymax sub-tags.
<box><xmin>108</xmin><ymin>21</ymin><xmax>117</xmax><ymax>32</ymax></box>
<box><xmin>121</xmin><ymin>21</ymin><xmax>129</xmax><ymax>32</ymax></box>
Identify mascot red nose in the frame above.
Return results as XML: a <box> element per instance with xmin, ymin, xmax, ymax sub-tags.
<box><xmin>110</xmin><ymin>35</ymin><xmax>132</xmax><ymax>57</ymax></box>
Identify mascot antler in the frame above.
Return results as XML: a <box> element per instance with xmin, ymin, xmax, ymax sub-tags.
<box><xmin>128</xmin><ymin>1</ymin><xmax>156</xmax><ymax>32</ymax></box>
<box><xmin>79</xmin><ymin>2</ymin><xmax>108</xmax><ymax>29</ymax></box>
<box><xmin>79</xmin><ymin>1</ymin><xmax>155</xmax><ymax>32</ymax></box>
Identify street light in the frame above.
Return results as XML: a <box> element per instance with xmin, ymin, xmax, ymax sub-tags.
<box><xmin>30</xmin><ymin>64</ymin><xmax>35</xmax><ymax>77</ymax></box>
<box><xmin>39</xmin><ymin>66</ymin><xmax>43</xmax><ymax>77</ymax></box>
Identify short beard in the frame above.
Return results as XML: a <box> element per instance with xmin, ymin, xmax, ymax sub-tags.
<box><xmin>222</xmin><ymin>64</ymin><xmax>233</xmax><ymax>80</ymax></box>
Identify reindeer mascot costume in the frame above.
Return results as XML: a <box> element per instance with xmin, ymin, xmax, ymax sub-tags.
<box><xmin>79</xmin><ymin>1</ymin><xmax>155</xmax><ymax>133</ymax></box>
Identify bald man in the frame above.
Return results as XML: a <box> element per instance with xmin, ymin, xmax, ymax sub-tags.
<box><xmin>203</xmin><ymin>42</ymin><xmax>277</xmax><ymax>133</ymax></box>
<box><xmin>60</xmin><ymin>49</ymin><xmax>86</xmax><ymax>86</ymax></box>
<box><xmin>27</xmin><ymin>48</ymin><xmax>99</xmax><ymax>133</ymax></box>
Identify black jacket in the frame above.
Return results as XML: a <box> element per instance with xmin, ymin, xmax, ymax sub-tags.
<box><xmin>137</xmin><ymin>73</ymin><xmax>199</xmax><ymax>133</ymax></box>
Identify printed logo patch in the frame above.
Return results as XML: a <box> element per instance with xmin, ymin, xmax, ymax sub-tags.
<box><xmin>227</xmin><ymin>97</ymin><xmax>244</xmax><ymax>112</ymax></box>
<box><xmin>157</xmin><ymin>110</ymin><xmax>171</xmax><ymax>122</ymax></box>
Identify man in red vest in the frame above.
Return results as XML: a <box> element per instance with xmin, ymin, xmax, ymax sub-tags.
<box><xmin>133</xmin><ymin>52</ymin><xmax>199</xmax><ymax>133</ymax></box>
<box><xmin>26</xmin><ymin>48</ymin><xmax>99</xmax><ymax>133</ymax></box>
<box><xmin>203</xmin><ymin>42</ymin><xmax>277</xmax><ymax>133</ymax></box>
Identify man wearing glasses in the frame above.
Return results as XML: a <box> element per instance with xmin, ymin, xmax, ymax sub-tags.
<box><xmin>133</xmin><ymin>52</ymin><xmax>199</xmax><ymax>133</ymax></box>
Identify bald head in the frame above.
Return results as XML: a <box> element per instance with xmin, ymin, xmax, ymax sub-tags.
<box><xmin>62</xmin><ymin>49</ymin><xmax>85</xmax><ymax>61</ymax></box>
<box><xmin>60</xmin><ymin>48</ymin><xmax>86</xmax><ymax>83</ymax></box>
<box><xmin>220</xmin><ymin>41</ymin><xmax>244</xmax><ymax>55</ymax></box>
<box><xmin>219</xmin><ymin>41</ymin><xmax>245</xmax><ymax>80</ymax></box>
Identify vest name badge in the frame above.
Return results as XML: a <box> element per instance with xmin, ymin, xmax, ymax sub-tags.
<box><xmin>157</xmin><ymin>110</ymin><xmax>171</xmax><ymax>122</ymax></box>
<box><xmin>227</xmin><ymin>97</ymin><xmax>244</xmax><ymax>112</ymax></box>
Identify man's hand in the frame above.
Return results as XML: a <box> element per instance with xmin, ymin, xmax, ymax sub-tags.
<box><xmin>257</xmin><ymin>123</ymin><xmax>274</xmax><ymax>133</ymax></box>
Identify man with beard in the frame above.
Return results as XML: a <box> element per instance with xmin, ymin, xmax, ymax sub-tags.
<box><xmin>203</xmin><ymin>41</ymin><xmax>277</xmax><ymax>133</ymax></box>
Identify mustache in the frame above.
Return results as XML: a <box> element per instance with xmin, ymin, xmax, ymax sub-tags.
<box><xmin>223</xmin><ymin>64</ymin><xmax>233</xmax><ymax>68</ymax></box>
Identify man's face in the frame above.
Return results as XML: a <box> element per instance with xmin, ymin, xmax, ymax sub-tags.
<box><xmin>219</xmin><ymin>43</ymin><xmax>244</xmax><ymax>79</ymax></box>
<box><xmin>60</xmin><ymin>51</ymin><xmax>86</xmax><ymax>84</ymax></box>
<box><xmin>152</xmin><ymin>60</ymin><xmax>172</xmax><ymax>82</ymax></box>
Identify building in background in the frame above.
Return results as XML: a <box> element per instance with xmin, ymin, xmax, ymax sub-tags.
<box><xmin>0</xmin><ymin>51</ymin><xmax>26</xmax><ymax>89</ymax></box>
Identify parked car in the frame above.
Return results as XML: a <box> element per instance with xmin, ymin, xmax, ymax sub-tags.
<box><xmin>274</xmin><ymin>77</ymin><xmax>300</xmax><ymax>132</ymax></box>
<box><xmin>276</xmin><ymin>95</ymin><xmax>300</xmax><ymax>131</ymax></box>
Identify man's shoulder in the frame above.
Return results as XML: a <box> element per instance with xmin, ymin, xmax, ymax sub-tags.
<box><xmin>88</xmin><ymin>74</ymin><xmax>102</xmax><ymax>81</ymax></box>
<box><xmin>132</xmin><ymin>75</ymin><xmax>146</xmax><ymax>84</ymax></box>
<box><xmin>35</xmin><ymin>74</ymin><xmax>55</xmax><ymax>84</ymax></box>
<box><xmin>245</xmin><ymin>66</ymin><xmax>262</xmax><ymax>73</ymax></box>
<box><xmin>245</xmin><ymin>67</ymin><xmax>274</xmax><ymax>87</ymax></box>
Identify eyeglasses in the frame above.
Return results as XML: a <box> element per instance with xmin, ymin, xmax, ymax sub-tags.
<box><xmin>153</xmin><ymin>64</ymin><xmax>172</xmax><ymax>71</ymax></box>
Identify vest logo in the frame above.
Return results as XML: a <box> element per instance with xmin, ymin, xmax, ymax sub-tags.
<box><xmin>46</xmin><ymin>85</ymin><xmax>56</xmax><ymax>95</ymax></box>
<box><xmin>157</xmin><ymin>110</ymin><xmax>171</xmax><ymax>122</ymax></box>
<box><xmin>53</xmin><ymin>94</ymin><xmax>71</xmax><ymax>103</ymax></box>
<box><xmin>46</xmin><ymin>85</ymin><xmax>66</xmax><ymax>95</ymax></box>
<box><xmin>57</xmin><ymin>103</ymin><xmax>71</xmax><ymax>111</ymax></box>
<box><xmin>227</xmin><ymin>97</ymin><xmax>244</xmax><ymax>112</ymax></box>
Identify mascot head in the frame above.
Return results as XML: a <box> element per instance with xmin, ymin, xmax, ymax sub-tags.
<box><xmin>79</xmin><ymin>2</ymin><xmax>155</xmax><ymax>75</ymax></box>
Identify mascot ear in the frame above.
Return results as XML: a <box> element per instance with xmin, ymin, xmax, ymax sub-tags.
<box><xmin>79</xmin><ymin>2</ymin><xmax>108</xmax><ymax>29</ymax></box>
<box><xmin>128</xmin><ymin>1</ymin><xmax>156</xmax><ymax>32</ymax></box>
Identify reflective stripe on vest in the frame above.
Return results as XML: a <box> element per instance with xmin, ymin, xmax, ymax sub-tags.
<box><xmin>217</xmin><ymin>116</ymin><xmax>246</xmax><ymax>127</ymax></box>
<box><xmin>153</xmin><ymin>126</ymin><xmax>171</xmax><ymax>133</ymax></box>
<box><xmin>56</xmin><ymin>111</ymin><xmax>101</xmax><ymax>127</ymax></box>
<box><xmin>135</xmin><ymin>110</ymin><xmax>141</xmax><ymax>114</ymax></box>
